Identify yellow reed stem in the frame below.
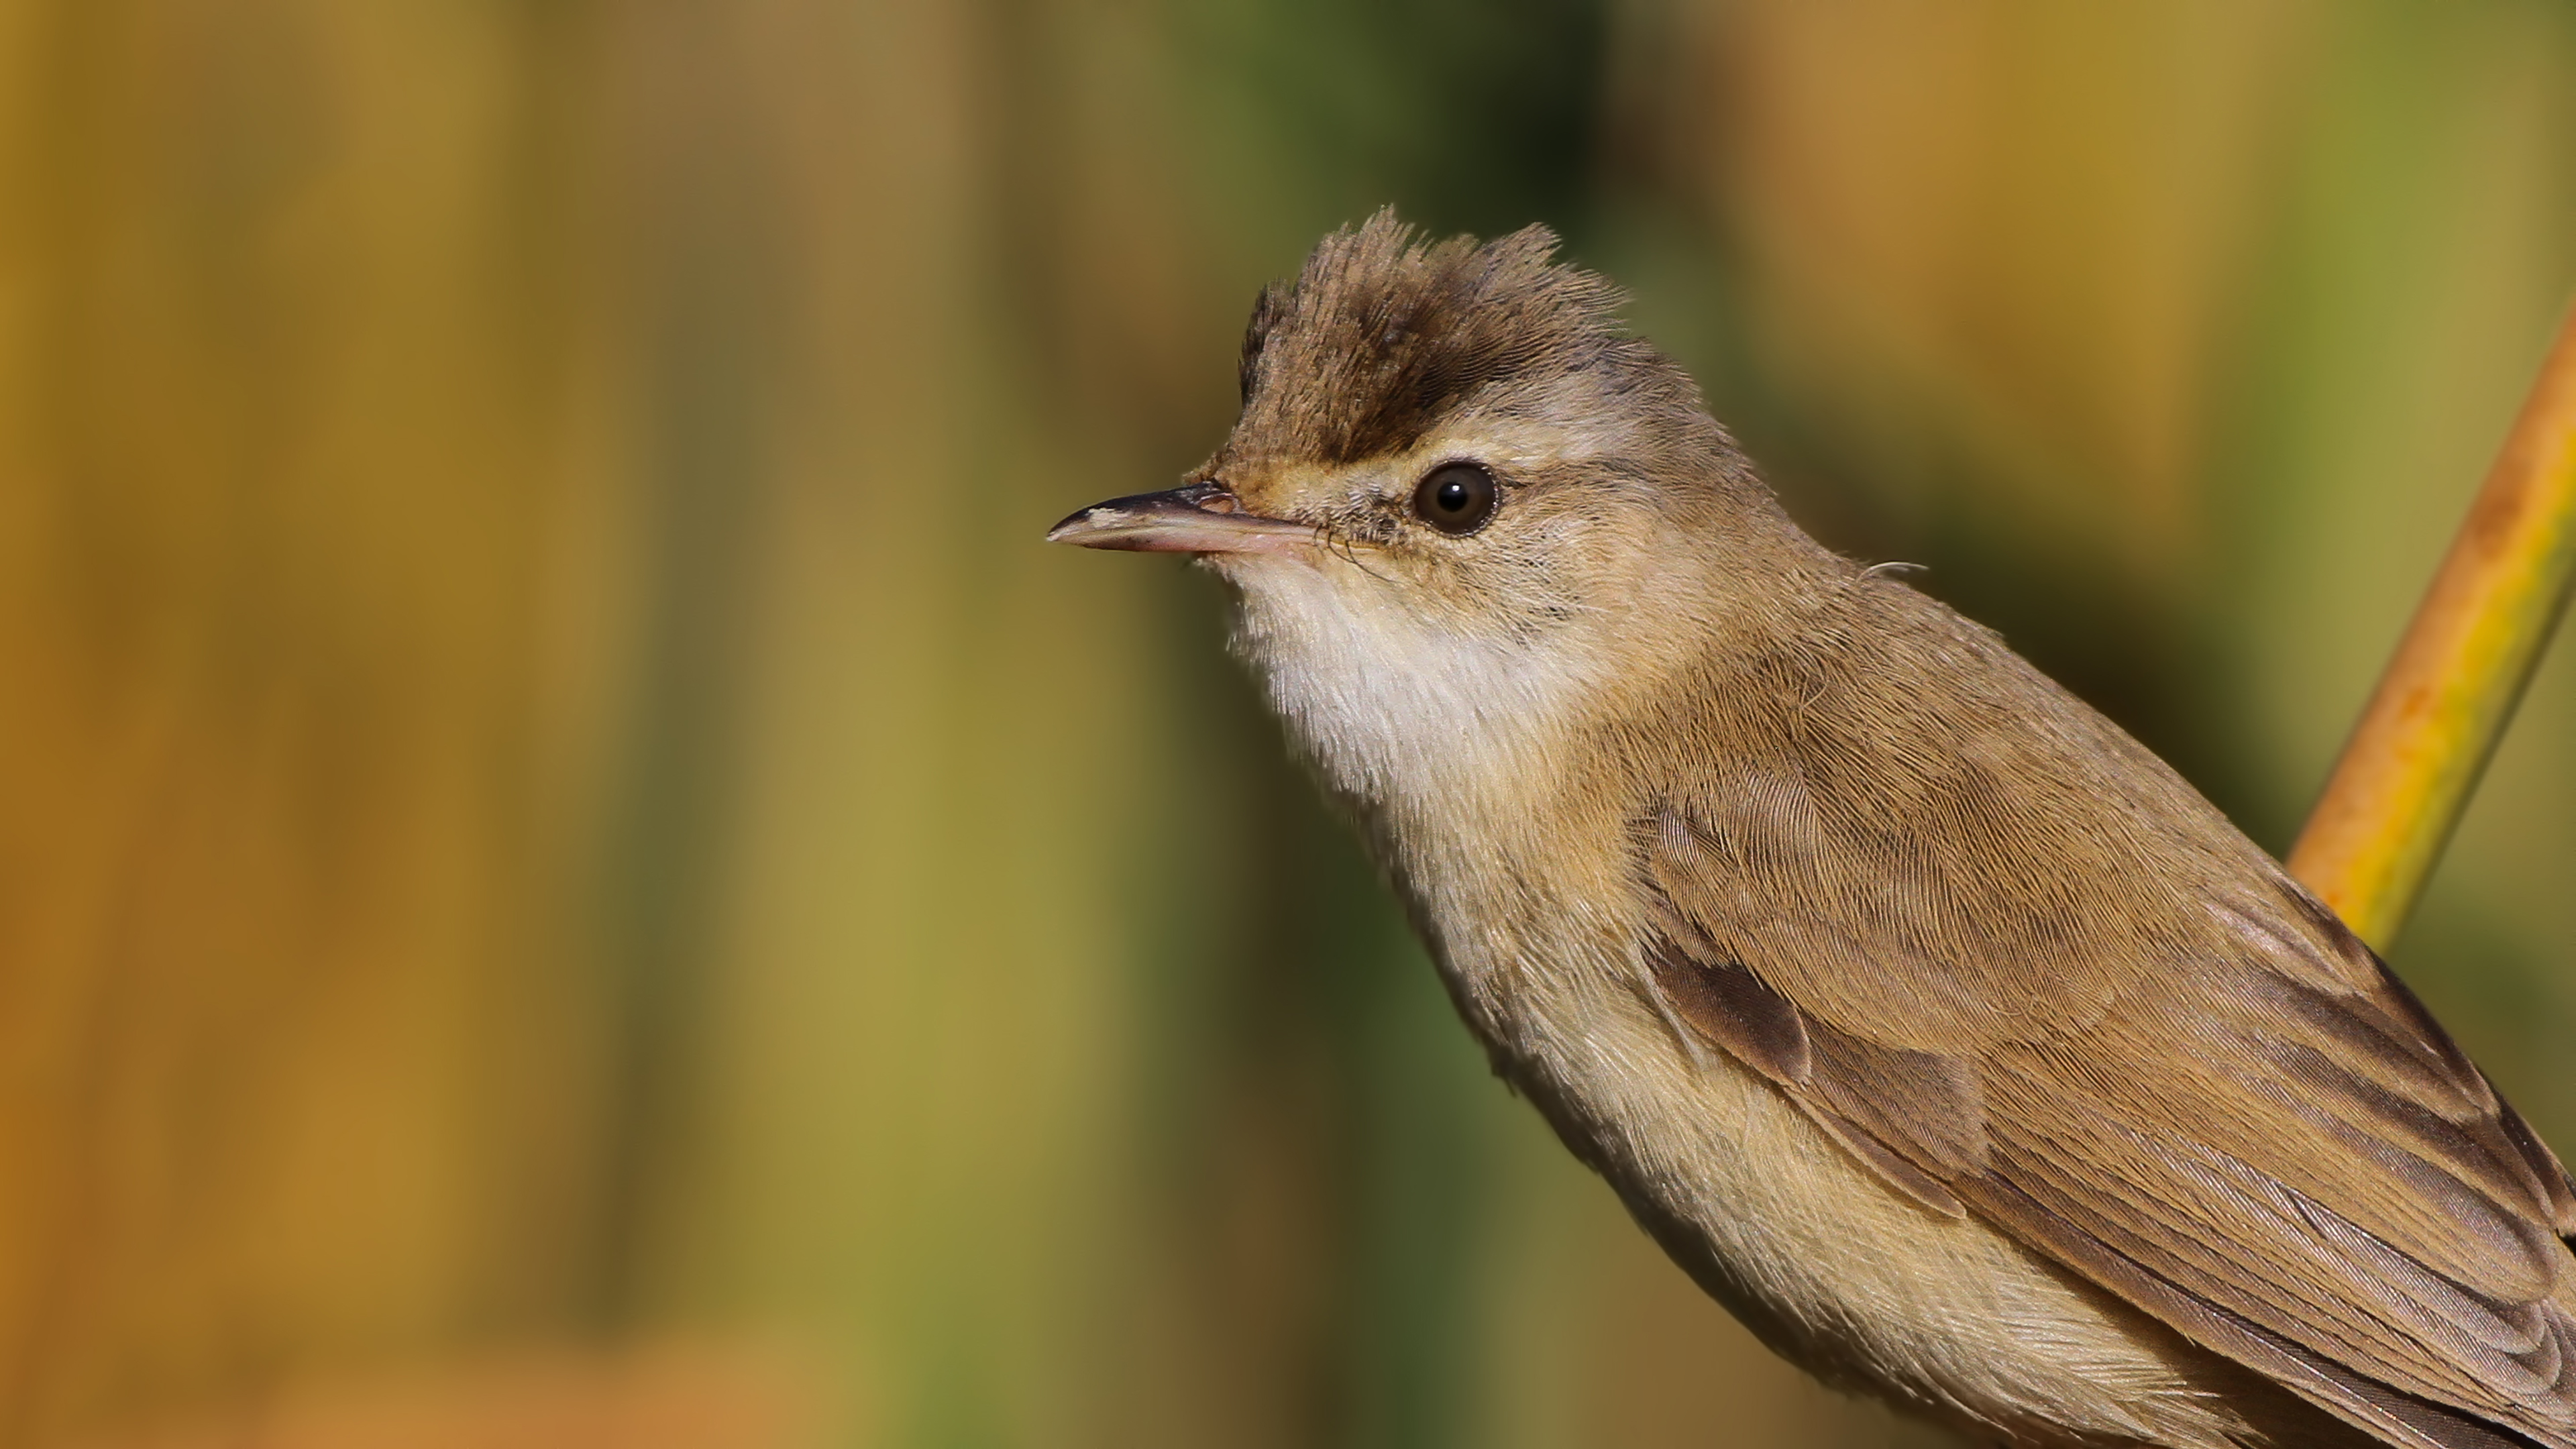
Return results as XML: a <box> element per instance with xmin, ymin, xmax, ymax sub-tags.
<box><xmin>2290</xmin><ymin>300</ymin><xmax>2576</xmax><ymax>949</ymax></box>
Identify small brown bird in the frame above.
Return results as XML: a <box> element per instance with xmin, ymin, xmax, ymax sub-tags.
<box><xmin>1047</xmin><ymin>213</ymin><xmax>2576</xmax><ymax>1449</ymax></box>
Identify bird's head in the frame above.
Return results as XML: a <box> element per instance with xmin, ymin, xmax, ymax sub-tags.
<box><xmin>1049</xmin><ymin>212</ymin><xmax>1831</xmax><ymax>807</ymax></box>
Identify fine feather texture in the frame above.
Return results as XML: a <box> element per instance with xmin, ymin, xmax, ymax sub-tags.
<box><xmin>1623</xmin><ymin>580</ymin><xmax>2576</xmax><ymax>1448</ymax></box>
<box><xmin>1145</xmin><ymin>212</ymin><xmax>2576</xmax><ymax>1449</ymax></box>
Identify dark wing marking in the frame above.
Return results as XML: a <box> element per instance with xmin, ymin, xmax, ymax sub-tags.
<box><xmin>1644</xmin><ymin>932</ymin><xmax>1809</xmax><ymax>1083</ymax></box>
<box><xmin>1635</xmin><ymin>786</ymin><xmax>2576</xmax><ymax>1449</ymax></box>
<box><xmin>1643</xmin><ymin>934</ymin><xmax>1968</xmax><ymax>1216</ymax></box>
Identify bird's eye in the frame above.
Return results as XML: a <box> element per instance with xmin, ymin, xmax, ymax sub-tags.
<box><xmin>1411</xmin><ymin>462</ymin><xmax>1498</xmax><ymax>535</ymax></box>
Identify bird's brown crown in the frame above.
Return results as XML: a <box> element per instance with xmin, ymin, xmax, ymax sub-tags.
<box><xmin>1222</xmin><ymin>209</ymin><xmax>1697</xmax><ymax>472</ymax></box>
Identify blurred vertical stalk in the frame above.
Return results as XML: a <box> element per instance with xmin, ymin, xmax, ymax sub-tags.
<box><xmin>2291</xmin><ymin>301</ymin><xmax>2576</xmax><ymax>949</ymax></box>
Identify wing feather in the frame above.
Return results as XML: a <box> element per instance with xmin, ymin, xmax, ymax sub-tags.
<box><xmin>1635</xmin><ymin>775</ymin><xmax>2576</xmax><ymax>1449</ymax></box>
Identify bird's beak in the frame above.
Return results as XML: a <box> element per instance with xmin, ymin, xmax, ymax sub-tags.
<box><xmin>1045</xmin><ymin>482</ymin><xmax>1316</xmax><ymax>555</ymax></box>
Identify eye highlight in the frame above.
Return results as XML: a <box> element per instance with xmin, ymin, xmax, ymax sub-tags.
<box><xmin>1411</xmin><ymin>462</ymin><xmax>1499</xmax><ymax>535</ymax></box>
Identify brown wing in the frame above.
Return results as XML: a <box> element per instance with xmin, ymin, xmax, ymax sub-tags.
<box><xmin>1635</xmin><ymin>767</ymin><xmax>2576</xmax><ymax>1449</ymax></box>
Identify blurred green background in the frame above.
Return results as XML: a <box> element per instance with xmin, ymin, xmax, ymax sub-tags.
<box><xmin>4</xmin><ymin>1</ymin><xmax>2575</xmax><ymax>1446</ymax></box>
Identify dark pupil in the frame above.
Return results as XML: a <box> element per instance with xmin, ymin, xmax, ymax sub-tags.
<box><xmin>1413</xmin><ymin>462</ymin><xmax>1495</xmax><ymax>535</ymax></box>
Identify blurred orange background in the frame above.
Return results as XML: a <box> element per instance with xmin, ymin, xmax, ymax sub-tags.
<box><xmin>3</xmin><ymin>1</ymin><xmax>2573</xmax><ymax>1446</ymax></box>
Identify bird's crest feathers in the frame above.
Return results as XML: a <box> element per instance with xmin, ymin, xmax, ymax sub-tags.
<box><xmin>1230</xmin><ymin>209</ymin><xmax>1690</xmax><ymax>468</ymax></box>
